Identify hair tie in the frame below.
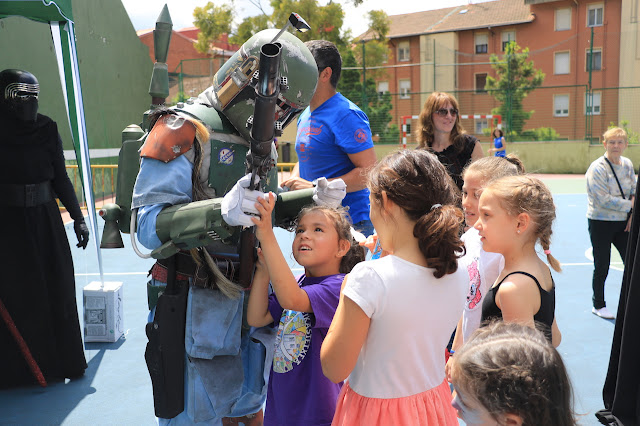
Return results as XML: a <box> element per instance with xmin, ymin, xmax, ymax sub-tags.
<box><xmin>544</xmin><ymin>249</ymin><xmax>551</xmax><ymax>255</ymax></box>
<box><xmin>431</xmin><ymin>203</ymin><xmax>442</xmax><ymax>211</ymax></box>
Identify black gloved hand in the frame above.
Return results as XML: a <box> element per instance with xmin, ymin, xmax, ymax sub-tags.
<box><xmin>74</xmin><ymin>219</ymin><xmax>90</xmax><ymax>249</ymax></box>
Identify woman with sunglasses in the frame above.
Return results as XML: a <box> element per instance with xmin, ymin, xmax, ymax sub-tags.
<box><xmin>416</xmin><ymin>92</ymin><xmax>484</xmax><ymax>190</ymax></box>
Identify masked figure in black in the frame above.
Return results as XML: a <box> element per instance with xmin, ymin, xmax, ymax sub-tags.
<box><xmin>0</xmin><ymin>69</ymin><xmax>89</xmax><ymax>387</ymax></box>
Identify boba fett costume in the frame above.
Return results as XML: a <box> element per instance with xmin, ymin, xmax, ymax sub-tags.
<box><xmin>125</xmin><ymin>30</ymin><xmax>318</xmax><ymax>424</ymax></box>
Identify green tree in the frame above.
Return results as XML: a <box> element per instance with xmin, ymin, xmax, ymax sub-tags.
<box><xmin>193</xmin><ymin>2</ymin><xmax>234</xmax><ymax>54</ymax></box>
<box><xmin>270</xmin><ymin>0</ymin><xmax>348</xmax><ymax>47</ymax></box>
<box><xmin>485</xmin><ymin>41</ymin><xmax>545</xmax><ymax>138</ymax></box>
<box><xmin>339</xmin><ymin>12</ymin><xmax>397</xmax><ymax>144</ymax></box>
<box><xmin>231</xmin><ymin>14</ymin><xmax>270</xmax><ymax>46</ymax></box>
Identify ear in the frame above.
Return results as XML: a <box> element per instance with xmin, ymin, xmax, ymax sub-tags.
<box><xmin>337</xmin><ymin>238</ymin><xmax>351</xmax><ymax>257</ymax></box>
<box><xmin>503</xmin><ymin>413</ymin><xmax>524</xmax><ymax>426</ymax></box>
<box><xmin>319</xmin><ymin>67</ymin><xmax>332</xmax><ymax>83</ymax></box>
<box><xmin>380</xmin><ymin>191</ymin><xmax>396</xmax><ymax>214</ymax></box>
<box><xmin>515</xmin><ymin>212</ymin><xmax>530</xmax><ymax>234</ymax></box>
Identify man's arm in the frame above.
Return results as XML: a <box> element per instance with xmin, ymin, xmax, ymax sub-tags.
<box><xmin>281</xmin><ymin>148</ymin><xmax>376</xmax><ymax>193</ymax></box>
<box><xmin>337</xmin><ymin>148</ymin><xmax>377</xmax><ymax>192</ymax></box>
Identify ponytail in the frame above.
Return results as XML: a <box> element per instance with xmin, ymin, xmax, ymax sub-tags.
<box><xmin>413</xmin><ymin>205</ymin><xmax>465</xmax><ymax>278</ymax></box>
<box><xmin>340</xmin><ymin>239</ymin><xmax>366</xmax><ymax>274</ymax></box>
<box><xmin>540</xmin><ymin>232</ymin><xmax>562</xmax><ymax>273</ymax></box>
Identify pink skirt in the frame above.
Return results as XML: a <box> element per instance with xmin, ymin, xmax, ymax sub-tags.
<box><xmin>332</xmin><ymin>380</ymin><xmax>458</xmax><ymax>426</ymax></box>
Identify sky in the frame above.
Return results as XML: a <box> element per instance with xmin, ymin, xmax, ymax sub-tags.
<box><xmin>121</xmin><ymin>0</ymin><xmax>491</xmax><ymax>37</ymax></box>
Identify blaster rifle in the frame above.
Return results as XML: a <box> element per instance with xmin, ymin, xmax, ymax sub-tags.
<box><xmin>238</xmin><ymin>41</ymin><xmax>285</xmax><ymax>288</ymax></box>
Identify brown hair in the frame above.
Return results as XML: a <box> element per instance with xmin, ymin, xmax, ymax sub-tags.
<box><xmin>452</xmin><ymin>321</ymin><xmax>576</xmax><ymax>426</ymax></box>
<box><xmin>416</xmin><ymin>92</ymin><xmax>467</xmax><ymax>152</ymax></box>
<box><xmin>368</xmin><ymin>149</ymin><xmax>464</xmax><ymax>278</ymax></box>
<box><xmin>462</xmin><ymin>154</ymin><xmax>525</xmax><ymax>187</ymax></box>
<box><xmin>492</xmin><ymin>128</ymin><xmax>504</xmax><ymax>138</ymax></box>
<box><xmin>485</xmin><ymin>175</ymin><xmax>561</xmax><ymax>272</ymax></box>
<box><xmin>295</xmin><ymin>205</ymin><xmax>365</xmax><ymax>274</ymax></box>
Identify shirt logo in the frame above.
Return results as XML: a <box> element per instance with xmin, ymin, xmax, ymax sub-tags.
<box><xmin>273</xmin><ymin>310</ymin><xmax>312</xmax><ymax>373</ymax></box>
<box><xmin>466</xmin><ymin>258</ymin><xmax>483</xmax><ymax>310</ymax></box>
<box><xmin>354</xmin><ymin>128</ymin><xmax>368</xmax><ymax>143</ymax></box>
<box><xmin>218</xmin><ymin>148</ymin><xmax>234</xmax><ymax>165</ymax></box>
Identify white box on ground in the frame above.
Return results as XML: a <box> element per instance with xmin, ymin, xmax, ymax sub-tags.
<box><xmin>83</xmin><ymin>281</ymin><xmax>124</xmax><ymax>343</ymax></box>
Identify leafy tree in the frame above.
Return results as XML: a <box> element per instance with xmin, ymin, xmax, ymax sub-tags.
<box><xmin>339</xmin><ymin>12</ymin><xmax>397</xmax><ymax>144</ymax></box>
<box><xmin>485</xmin><ymin>41</ymin><xmax>545</xmax><ymax>138</ymax></box>
<box><xmin>270</xmin><ymin>0</ymin><xmax>348</xmax><ymax>47</ymax></box>
<box><xmin>231</xmin><ymin>14</ymin><xmax>270</xmax><ymax>46</ymax></box>
<box><xmin>193</xmin><ymin>2</ymin><xmax>234</xmax><ymax>54</ymax></box>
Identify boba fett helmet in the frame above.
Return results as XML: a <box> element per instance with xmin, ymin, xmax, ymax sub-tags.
<box><xmin>199</xmin><ymin>29</ymin><xmax>318</xmax><ymax>140</ymax></box>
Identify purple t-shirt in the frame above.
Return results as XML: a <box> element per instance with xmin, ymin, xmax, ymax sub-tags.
<box><xmin>265</xmin><ymin>273</ymin><xmax>345</xmax><ymax>426</ymax></box>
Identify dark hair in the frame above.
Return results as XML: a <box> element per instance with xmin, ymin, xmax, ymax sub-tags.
<box><xmin>492</xmin><ymin>128</ymin><xmax>504</xmax><ymax>138</ymax></box>
<box><xmin>452</xmin><ymin>321</ymin><xmax>576</xmax><ymax>426</ymax></box>
<box><xmin>305</xmin><ymin>40</ymin><xmax>342</xmax><ymax>88</ymax></box>
<box><xmin>295</xmin><ymin>205</ymin><xmax>365</xmax><ymax>274</ymax></box>
<box><xmin>416</xmin><ymin>92</ymin><xmax>467</xmax><ymax>153</ymax></box>
<box><xmin>368</xmin><ymin>150</ymin><xmax>464</xmax><ymax>278</ymax></box>
<box><xmin>485</xmin><ymin>175</ymin><xmax>561</xmax><ymax>272</ymax></box>
<box><xmin>462</xmin><ymin>154</ymin><xmax>525</xmax><ymax>185</ymax></box>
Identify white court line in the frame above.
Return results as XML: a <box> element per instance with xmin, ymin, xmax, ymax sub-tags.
<box><xmin>584</xmin><ymin>247</ymin><xmax>624</xmax><ymax>271</ymax></box>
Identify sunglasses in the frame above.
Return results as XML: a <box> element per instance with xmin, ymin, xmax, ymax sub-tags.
<box><xmin>434</xmin><ymin>108</ymin><xmax>458</xmax><ymax>117</ymax></box>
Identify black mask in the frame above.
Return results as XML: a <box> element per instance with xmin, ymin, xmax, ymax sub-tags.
<box><xmin>0</xmin><ymin>69</ymin><xmax>40</xmax><ymax>122</ymax></box>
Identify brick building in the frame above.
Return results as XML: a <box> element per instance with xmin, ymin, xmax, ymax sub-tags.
<box><xmin>138</xmin><ymin>27</ymin><xmax>238</xmax><ymax>99</ymax></box>
<box><xmin>360</xmin><ymin>0</ymin><xmax>638</xmax><ymax>143</ymax></box>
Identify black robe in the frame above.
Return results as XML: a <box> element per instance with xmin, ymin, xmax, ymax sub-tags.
<box><xmin>0</xmin><ymin>113</ymin><xmax>87</xmax><ymax>387</ymax></box>
<box><xmin>599</xmin><ymin>176</ymin><xmax>640</xmax><ymax>425</ymax></box>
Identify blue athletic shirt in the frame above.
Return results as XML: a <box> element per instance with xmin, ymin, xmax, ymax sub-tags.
<box><xmin>295</xmin><ymin>93</ymin><xmax>374</xmax><ymax>224</ymax></box>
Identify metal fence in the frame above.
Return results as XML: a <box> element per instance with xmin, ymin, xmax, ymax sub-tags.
<box><xmin>59</xmin><ymin>163</ymin><xmax>298</xmax><ymax>212</ymax></box>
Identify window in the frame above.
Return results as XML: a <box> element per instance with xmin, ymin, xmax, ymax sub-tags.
<box><xmin>475</xmin><ymin>118</ymin><xmax>489</xmax><ymax>135</ymax></box>
<box><xmin>475</xmin><ymin>73</ymin><xmax>487</xmax><ymax>94</ymax></box>
<box><xmin>586</xmin><ymin>92</ymin><xmax>602</xmax><ymax>115</ymax></box>
<box><xmin>502</xmin><ymin>31</ymin><xmax>515</xmax><ymax>51</ymax></box>
<box><xmin>399</xmin><ymin>80</ymin><xmax>411</xmax><ymax>99</ymax></box>
<box><xmin>554</xmin><ymin>94</ymin><xmax>569</xmax><ymax>117</ymax></box>
<box><xmin>588</xmin><ymin>4</ymin><xmax>603</xmax><ymax>27</ymax></box>
<box><xmin>554</xmin><ymin>51</ymin><xmax>570</xmax><ymax>74</ymax></box>
<box><xmin>586</xmin><ymin>49</ymin><xmax>602</xmax><ymax>71</ymax></box>
<box><xmin>475</xmin><ymin>33</ymin><xmax>488</xmax><ymax>54</ymax></box>
<box><xmin>555</xmin><ymin>8</ymin><xmax>571</xmax><ymax>31</ymax></box>
<box><xmin>398</xmin><ymin>42</ymin><xmax>410</xmax><ymax>62</ymax></box>
<box><xmin>377</xmin><ymin>81</ymin><xmax>389</xmax><ymax>96</ymax></box>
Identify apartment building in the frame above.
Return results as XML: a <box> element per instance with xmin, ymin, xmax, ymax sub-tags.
<box><xmin>361</xmin><ymin>0</ymin><xmax>637</xmax><ymax>142</ymax></box>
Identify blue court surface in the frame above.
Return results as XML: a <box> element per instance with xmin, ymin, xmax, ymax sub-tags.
<box><xmin>0</xmin><ymin>175</ymin><xmax>621</xmax><ymax>425</ymax></box>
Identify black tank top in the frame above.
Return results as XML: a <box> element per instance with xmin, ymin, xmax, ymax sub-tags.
<box><xmin>481</xmin><ymin>271</ymin><xmax>555</xmax><ymax>342</ymax></box>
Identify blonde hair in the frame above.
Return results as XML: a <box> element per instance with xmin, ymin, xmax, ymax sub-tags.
<box><xmin>603</xmin><ymin>127</ymin><xmax>628</xmax><ymax>143</ymax></box>
<box><xmin>485</xmin><ymin>175</ymin><xmax>561</xmax><ymax>272</ymax></box>
<box><xmin>462</xmin><ymin>154</ymin><xmax>525</xmax><ymax>187</ymax></box>
<box><xmin>416</xmin><ymin>92</ymin><xmax>467</xmax><ymax>151</ymax></box>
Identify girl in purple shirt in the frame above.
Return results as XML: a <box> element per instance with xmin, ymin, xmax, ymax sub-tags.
<box><xmin>247</xmin><ymin>200</ymin><xmax>365</xmax><ymax>426</ymax></box>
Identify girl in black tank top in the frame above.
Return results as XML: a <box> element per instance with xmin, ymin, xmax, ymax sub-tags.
<box><xmin>473</xmin><ymin>176</ymin><xmax>563</xmax><ymax>347</ymax></box>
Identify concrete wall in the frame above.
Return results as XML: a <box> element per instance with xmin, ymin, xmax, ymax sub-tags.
<box><xmin>278</xmin><ymin>140</ymin><xmax>640</xmax><ymax>174</ymax></box>
<box><xmin>0</xmin><ymin>0</ymin><xmax>152</xmax><ymax>163</ymax></box>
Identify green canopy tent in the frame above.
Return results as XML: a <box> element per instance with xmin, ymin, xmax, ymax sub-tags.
<box><xmin>0</xmin><ymin>0</ymin><xmax>103</xmax><ymax>278</ymax></box>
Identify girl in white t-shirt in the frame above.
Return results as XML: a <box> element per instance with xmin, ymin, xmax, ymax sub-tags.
<box><xmin>321</xmin><ymin>149</ymin><xmax>467</xmax><ymax>425</ymax></box>
<box><xmin>446</xmin><ymin>155</ymin><xmax>525</xmax><ymax>375</ymax></box>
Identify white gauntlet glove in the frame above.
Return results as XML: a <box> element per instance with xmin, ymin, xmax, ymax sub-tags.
<box><xmin>313</xmin><ymin>177</ymin><xmax>347</xmax><ymax>208</ymax></box>
<box><xmin>222</xmin><ymin>174</ymin><xmax>268</xmax><ymax>227</ymax></box>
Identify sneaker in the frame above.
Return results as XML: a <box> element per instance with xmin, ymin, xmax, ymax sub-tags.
<box><xmin>592</xmin><ymin>307</ymin><xmax>615</xmax><ymax>319</ymax></box>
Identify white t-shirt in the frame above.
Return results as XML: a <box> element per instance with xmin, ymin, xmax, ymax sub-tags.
<box><xmin>459</xmin><ymin>228</ymin><xmax>504</xmax><ymax>342</ymax></box>
<box><xmin>342</xmin><ymin>255</ymin><xmax>467</xmax><ymax>398</ymax></box>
